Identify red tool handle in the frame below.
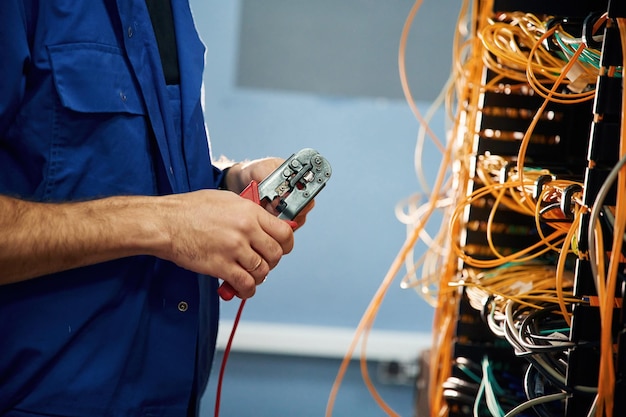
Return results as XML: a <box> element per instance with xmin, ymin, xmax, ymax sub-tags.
<box><xmin>238</xmin><ymin>180</ymin><xmax>261</xmax><ymax>205</ymax></box>
<box><xmin>216</xmin><ymin>182</ymin><xmax>298</xmax><ymax>301</ymax></box>
<box><xmin>217</xmin><ymin>281</ymin><xmax>238</xmax><ymax>301</ymax></box>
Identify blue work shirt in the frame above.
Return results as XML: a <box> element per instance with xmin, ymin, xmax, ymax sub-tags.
<box><xmin>0</xmin><ymin>1</ymin><xmax>224</xmax><ymax>416</ymax></box>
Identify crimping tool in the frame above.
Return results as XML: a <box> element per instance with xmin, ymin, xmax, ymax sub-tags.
<box><xmin>218</xmin><ymin>148</ymin><xmax>332</xmax><ymax>300</ymax></box>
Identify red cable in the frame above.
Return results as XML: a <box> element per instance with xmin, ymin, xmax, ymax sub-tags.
<box><xmin>214</xmin><ymin>298</ymin><xmax>246</xmax><ymax>417</ymax></box>
<box><xmin>213</xmin><ymin>217</ymin><xmax>298</xmax><ymax>416</ymax></box>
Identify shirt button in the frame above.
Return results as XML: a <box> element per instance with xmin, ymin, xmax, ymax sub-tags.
<box><xmin>127</xmin><ymin>26</ymin><xmax>134</xmax><ymax>38</ymax></box>
<box><xmin>119</xmin><ymin>91</ymin><xmax>127</xmax><ymax>102</ymax></box>
<box><xmin>178</xmin><ymin>301</ymin><xmax>189</xmax><ymax>312</ymax></box>
<box><xmin>169</xmin><ymin>166</ymin><xmax>174</xmax><ymax>175</ymax></box>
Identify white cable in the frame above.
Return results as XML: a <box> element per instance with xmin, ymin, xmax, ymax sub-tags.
<box><xmin>503</xmin><ymin>393</ymin><xmax>569</xmax><ymax>417</ymax></box>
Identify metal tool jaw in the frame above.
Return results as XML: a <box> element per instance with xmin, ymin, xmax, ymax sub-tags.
<box><xmin>256</xmin><ymin>148</ymin><xmax>332</xmax><ymax>220</ymax></box>
<box><xmin>219</xmin><ymin>148</ymin><xmax>332</xmax><ymax>301</ymax></box>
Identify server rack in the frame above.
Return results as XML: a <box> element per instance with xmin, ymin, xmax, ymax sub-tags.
<box><xmin>419</xmin><ymin>1</ymin><xmax>626</xmax><ymax>416</ymax></box>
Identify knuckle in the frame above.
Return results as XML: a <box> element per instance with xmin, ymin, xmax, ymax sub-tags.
<box><xmin>246</xmin><ymin>253</ymin><xmax>260</xmax><ymax>268</ymax></box>
<box><xmin>229</xmin><ymin>270</ymin><xmax>255</xmax><ymax>295</ymax></box>
<box><xmin>237</xmin><ymin>278</ymin><xmax>256</xmax><ymax>298</ymax></box>
<box><xmin>239</xmin><ymin>217</ymin><xmax>256</xmax><ymax>232</ymax></box>
<box><xmin>279</xmin><ymin>236</ymin><xmax>294</xmax><ymax>254</ymax></box>
<box><xmin>269</xmin><ymin>242</ymin><xmax>284</xmax><ymax>259</ymax></box>
<box><xmin>256</xmin><ymin>263</ymin><xmax>270</xmax><ymax>278</ymax></box>
<box><xmin>268</xmin><ymin>257</ymin><xmax>282</xmax><ymax>270</ymax></box>
<box><xmin>266</xmin><ymin>245</ymin><xmax>283</xmax><ymax>268</ymax></box>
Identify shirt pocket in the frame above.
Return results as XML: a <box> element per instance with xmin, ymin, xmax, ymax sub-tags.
<box><xmin>48</xmin><ymin>42</ymin><xmax>145</xmax><ymax>115</ymax></box>
<box><xmin>42</xmin><ymin>43</ymin><xmax>157</xmax><ymax>200</ymax></box>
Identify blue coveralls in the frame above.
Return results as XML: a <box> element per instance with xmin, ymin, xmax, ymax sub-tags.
<box><xmin>0</xmin><ymin>1</ymin><xmax>222</xmax><ymax>415</ymax></box>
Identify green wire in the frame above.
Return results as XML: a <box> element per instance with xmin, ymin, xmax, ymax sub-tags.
<box><xmin>552</xmin><ymin>32</ymin><xmax>623</xmax><ymax>78</ymax></box>
<box><xmin>539</xmin><ymin>327</ymin><xmax>570</xmax><ymax>335</ymax></box>
<box><xmin>482</xmin><ymin>357</ymin><xmax>505</xmax><ymax>417</ymax></box>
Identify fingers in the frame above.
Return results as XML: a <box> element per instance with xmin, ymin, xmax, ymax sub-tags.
<box><xmin>257</xmin><ymin>212</ymin><xmax>295</xmax><ymax>256</ymax></box>
<box><xmin>229</xmin><ymin>158</ymin><xmax>284</xmax><ymax>194</ymax></box>
<box><xmin>223</xmin><ymin>211</ymin><xmax>293</xmax><ymax>299</ymax></box>
<box><xmin>292</xmin><ymin>199</ymin><xmax>315</xmax><ymax>229</ymax></box>
<box><xmin>221</xmin><ymin>267</ymin><xmax>259</xmax><ymax>299</ymax></box>
<box><xmin>240</xmin><ymin>252</ymin><xmax>269</xmax><ymax>284</ymax></box>
<box><xmin>157</xmin><ymin>189</ymin><xmax>301</xmax><ymax>300</ymax></box>
<box><xmin>245</xmin><ymin>257</ymin><xmax>263</xmax><ymax>273</ymax></box>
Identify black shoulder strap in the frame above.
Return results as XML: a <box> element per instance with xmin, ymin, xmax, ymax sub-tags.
<box><xmin>145</xmin><ymin>0</ymin><xmax>180</xmax><ymax>85</ymax></box>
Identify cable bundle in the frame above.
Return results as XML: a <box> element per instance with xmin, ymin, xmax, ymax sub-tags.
<box><xmin>326</xmin><ymin>1</ymin><xmax>623</xmax><ymax>416</ymax></box>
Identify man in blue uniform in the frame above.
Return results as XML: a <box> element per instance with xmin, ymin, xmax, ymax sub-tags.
<box><xmin>0</xmin><ymin>1</ymin><xmax>305</xmax><ymax>416</ymax></box>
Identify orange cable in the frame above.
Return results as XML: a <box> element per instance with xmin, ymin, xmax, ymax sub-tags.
<box><xmin>324</xmin><ymin>141</ymin><xmax>452</xmax><ymax>416</ymax></box>
<box><xmin>596</xmin><ymin>17</ymin><xmax>626</xmax><ymax>417</ymax></box>
<box><xmin>517</xmin><ymin>31</ymin><xmax>587</xmax><ymax>213</ymax></box>
<box><xmin>398</xmin><ymin>0</ymin><xmax>445</xmax><ymax>154</ymax></box>
<box><xmin>360</xmin><ymin>322</ymin><xmax>401</xmax><ymax>417</ymax></box>
<box><xmin>325</xmin><ymin>0</ymin><xmax>460</xmax><ymax>414</ymax></box>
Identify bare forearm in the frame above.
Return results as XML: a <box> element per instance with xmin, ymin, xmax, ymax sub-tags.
<box><xmin>0</xmin><ymin>195</ymin><xmax>166</xmax><ymax>285</ymax></box>
<box><xmin>0</xmin><ymin>184</ymin><xmax>296</xmax><ymax>298</ymax></box>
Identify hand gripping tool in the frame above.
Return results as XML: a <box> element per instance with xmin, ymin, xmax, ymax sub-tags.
<box><xmin>217</xmin><ymin>148</ymin><xmax>332</xmax><ymax>300</ymax></box>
